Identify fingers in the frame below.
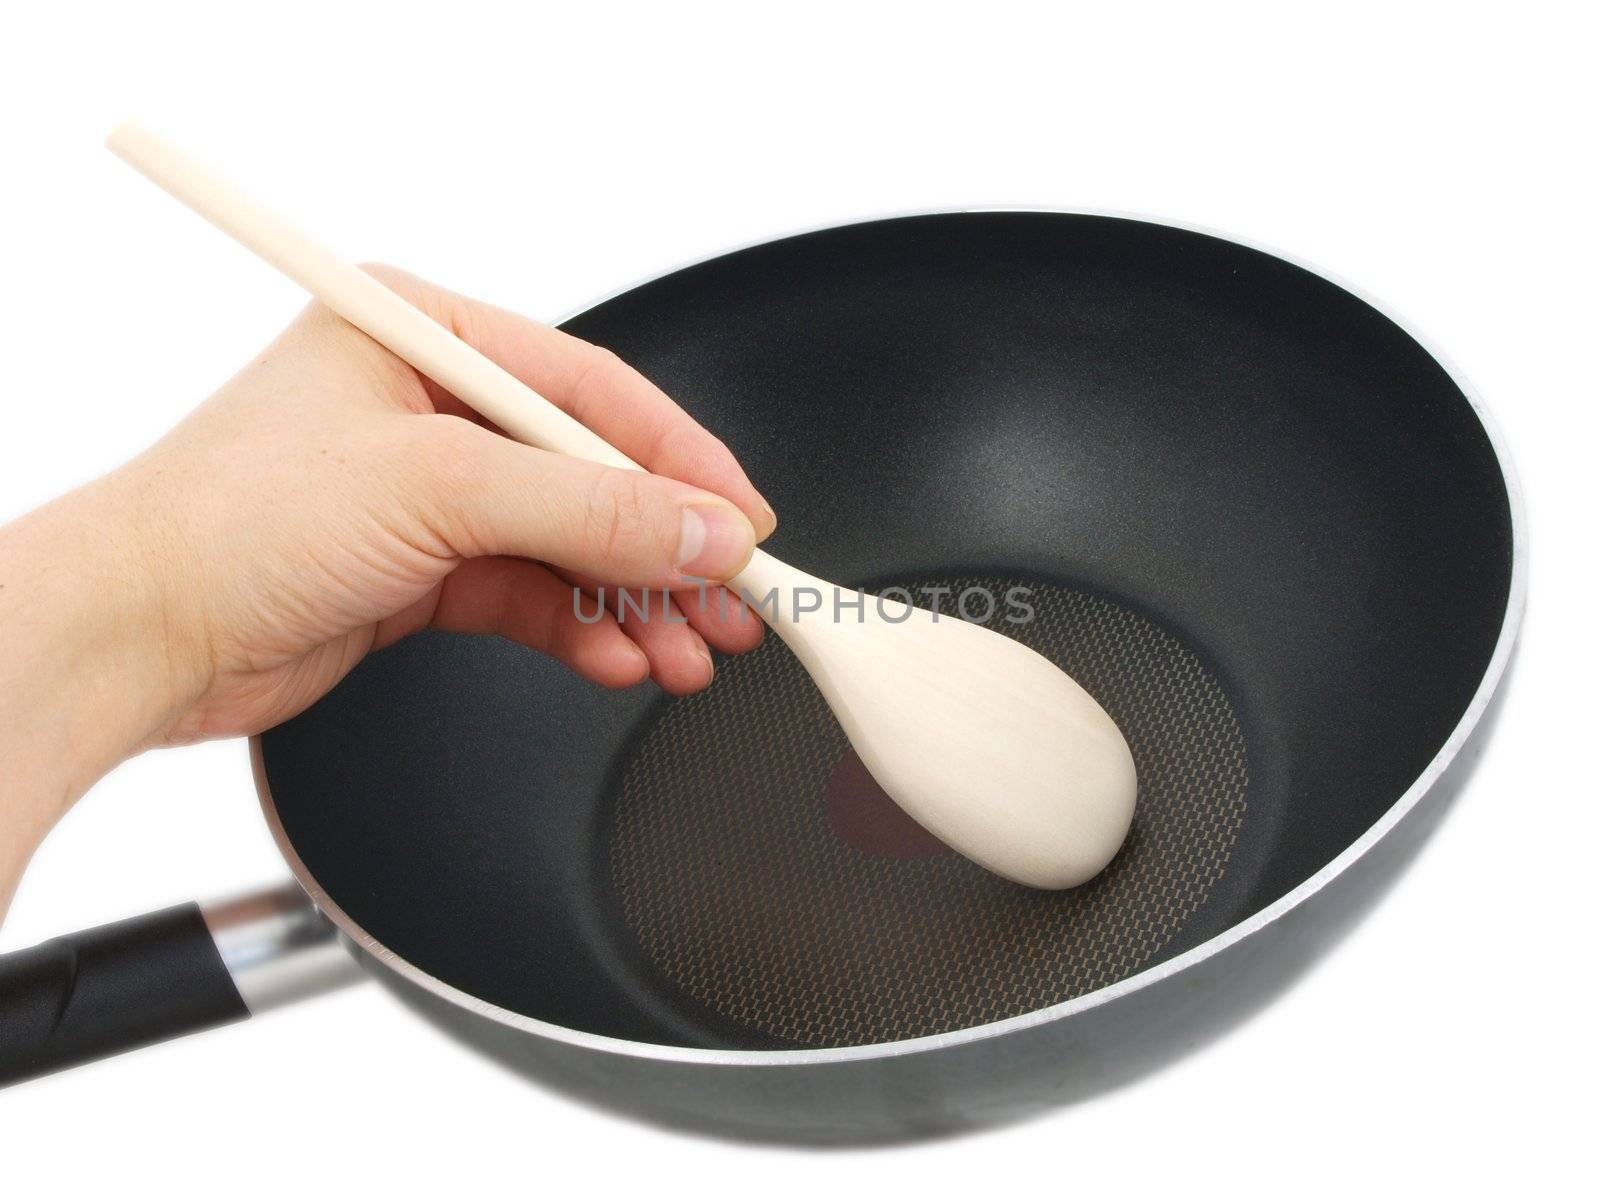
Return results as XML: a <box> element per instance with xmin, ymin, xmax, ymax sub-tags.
<box><xmin>615</xmin><ymin>592</ymin><xmax>715</xmax><ymax>696</ymax></box>
<box><xmin>557</xmin><ymin>569</ymin><xmax>765</xmax><ymax>694</ymax></box>
<box><xmin>403</xmin><ymin>415</ymin><xmax>756</xmax><ymax>589</ymax></box>
<box><xmin>667</xmin><ymin>583</ymin><xmax>764</xmax><ymax>656</ymax></box>
<box><xmin>361</xmin><ymin>264</ymin><xmax>777</xmax><ymax>540</ymax></box>
<box><xmin>371</xmin><ymin>555</ymin><xmax>758</xmax><ymax>696</ymax></box>
<box><xmin>560</xmin><ymin>569</ymin><xmax>763</xmax><ymax>653</ymax></box>
<box><xmin>418</xmin><ymin>557</ymin><xmax>650</xmax><ymax>689</ymax></box>
<box><xmin>616</xmin><ymin>587</ymin><xmax>763</xmax><ymax>695</ymax></box>
<box><xmin>353</xmin><ymin>265</ymin><xmax>776</xmax><ymax>695</ymax></box>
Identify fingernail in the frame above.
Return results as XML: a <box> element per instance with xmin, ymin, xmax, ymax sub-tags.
<box><xmin>677</xmin><ymin>504</ymin><xmax>755</xmax><ymax>580</ymax></box>
<box><xmin>696</xmin><ymin>644</ymin><xmax>715</xmax><ymax>681</ymax></box>
<box><xmin>757</xmin><ymin>500</ymin><xmax>778</xmax><ymax>540</ymax></box>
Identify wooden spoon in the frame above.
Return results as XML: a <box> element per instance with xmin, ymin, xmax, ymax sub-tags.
<box><xmin>107</xmin><ymin>121</ymin><xmax>1137</xmax><ymax>889</ymax></box>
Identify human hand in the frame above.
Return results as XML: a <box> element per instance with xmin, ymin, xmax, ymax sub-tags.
<box><xmin>152</xmin><ymin>267</ymin><xmax>778</xmax><ymax>743</ymax></box>
<box><xmin>0</xmin><ymin>267</ymin><xmax>774</xmax><ymax>903</ymax></box>
<box><xmin>78</xmin><ymin>267</ymin><xmax>774</xmax><ymax>743</ymax></box>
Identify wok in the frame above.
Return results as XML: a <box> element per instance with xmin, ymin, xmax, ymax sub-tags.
<box><xmin>0</xmin><ymin>211</ymin><xmax>1522</xmax><ymax>1142</ymax></box>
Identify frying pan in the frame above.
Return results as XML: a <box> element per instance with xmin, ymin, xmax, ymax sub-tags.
<box><xmin>0</xmin><ymin>211</ymin><xmax>1522</xmax><ymax>1142</ymax></box>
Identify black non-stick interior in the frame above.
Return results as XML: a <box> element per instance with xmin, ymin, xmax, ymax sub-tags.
<box><xmin>260</xmin><ymin>213</ymin><xmax>1513</xmax><ymax>1051</ymax></box>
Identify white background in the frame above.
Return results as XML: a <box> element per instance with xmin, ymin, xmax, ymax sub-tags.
<box><xmin>1</xmin><ymin>2</ymin><xmax>1594</xmax><ymax>1194</ymax></box>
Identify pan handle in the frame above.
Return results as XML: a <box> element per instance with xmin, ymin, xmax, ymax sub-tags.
<box><xmin>0</xmin><ymin>882</ymin><xmax>363</xmax><ymax>1086</ymax></box>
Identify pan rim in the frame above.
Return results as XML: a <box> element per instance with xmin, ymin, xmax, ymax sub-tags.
<box><xmin>254</xmin><ymin>206</ymin><xmax>1528</xmax><ymax>1067</ymax></box>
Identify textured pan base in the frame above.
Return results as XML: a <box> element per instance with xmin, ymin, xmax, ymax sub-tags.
<box><xmin>608</xmin><ymin>576</ymin><xmax>1249</xmax><ymax>1048</ymax></box>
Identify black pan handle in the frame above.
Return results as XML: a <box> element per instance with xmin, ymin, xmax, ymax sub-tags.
<box><xmin>0</xmin><ymin>903</ymin><xmax>246</xmax><ymax>1085</ymax></box>
<box><xmin>0</xmin><ymin>883</ymin><xmax>361</xmax><ymax>1086</ymax></box>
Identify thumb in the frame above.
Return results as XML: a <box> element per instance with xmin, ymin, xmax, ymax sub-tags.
<box><xmin>404</xmin><ymin>415</ymin><xmax>757</xmax><ymax>588</ymax></box>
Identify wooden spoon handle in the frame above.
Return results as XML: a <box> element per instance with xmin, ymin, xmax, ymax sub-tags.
<box><xmin>106</xmin><ymin>121</ymin><xmax>640</xmax><ymax>473</ymax></box>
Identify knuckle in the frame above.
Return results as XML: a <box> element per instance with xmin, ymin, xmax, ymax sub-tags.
<box><xmin>568</xmin><ymin>342</ymin><xmax>626</xmax><ymax>400</ymax></box>
<box><xmin>582</xmin><ymin>341</ymin><xmax>624</xmax><ymax>371</ymax></box>
<box><xmin>660</xmin><ymin>421</ymin><xmax>727</xmax><ymax>471</ymax></box>
<box><xmin>395</xmin><ymin>414</ymin><xmax>488</xmax><ymax>547</ymax></box>
<box><xmin>410</xmin><ymin>411</ymin><xmax>484</xmax><ymax>468</ymax></box>
<box><xmin>585</xmin><ymin>472</ymin><xmax>663</xmax><ymax>570</ymax></box>
<box><xmin>444</xmin><ymin>298</ymin><xmax>488</xmax><ymax>352</ymax></box>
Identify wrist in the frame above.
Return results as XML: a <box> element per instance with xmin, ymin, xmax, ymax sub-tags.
<box><xmin>0</xmin><ymin>473</ymin><xmax>201</xmax><ymax>829</ymax></box>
